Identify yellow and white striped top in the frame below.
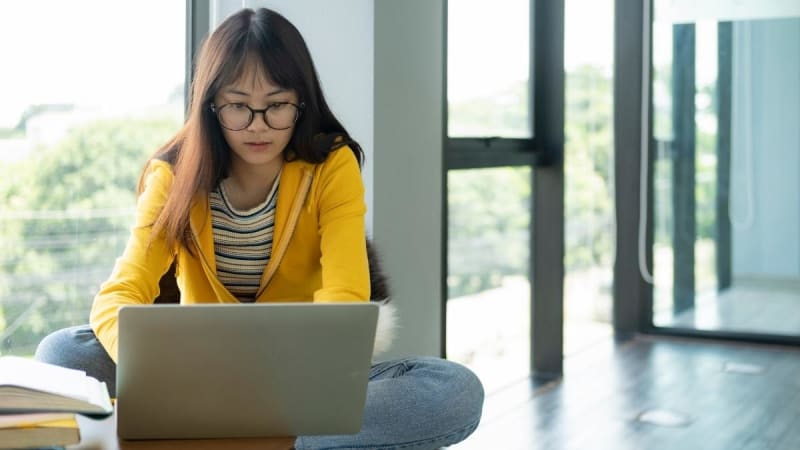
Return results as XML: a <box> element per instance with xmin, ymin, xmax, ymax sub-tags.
<box><xmin>209</xmin><ymin>175</ymin><xmax>280</xmax><ymax>302</ymax></box>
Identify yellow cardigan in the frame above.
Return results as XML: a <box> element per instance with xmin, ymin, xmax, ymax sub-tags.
<box><xmin>90</xmin><ymin>147</ymin><xmax>369</xmax><ymax>362</ymax></box>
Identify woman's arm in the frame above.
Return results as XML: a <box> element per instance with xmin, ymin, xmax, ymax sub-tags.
<box><xmin>89</xmin><ymin>161</ymin><xmax>176</xmax><ymax>362</ymax></box>
<box><xmin>313</xmin><ymin>147</ymin><xmax>370</xmax><ymax>302</ymax></box>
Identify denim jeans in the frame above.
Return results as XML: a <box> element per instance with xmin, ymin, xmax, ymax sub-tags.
<box><xmin>35</xmin><ymin>325</ymin><xmax>484</xmax><ymax>450</ymax></box>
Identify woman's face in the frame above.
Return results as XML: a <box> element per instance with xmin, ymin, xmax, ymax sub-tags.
<box><xmin>213</xmin><ymin>63</ymin><xmax>299</xmax><ymax>173</ymax></box>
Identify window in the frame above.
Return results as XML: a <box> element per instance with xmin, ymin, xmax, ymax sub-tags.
<box><xmin>445</xmin><ymin>0</ymin><xmax>534</xmax><ymax>392</ymax></box>
<box><xmin>0</xmin><ymin>1</ymin><xmax>186</xmax><ymax>355</ymax></box>
<box><xmin>447</xmin><ymin>0</ymin><xmax>531</xmax><ymax>138</ymax></box>
<box><xmin>446</xmin><ymin>0</ymin><xmax>613</xmax><ymax>389</ymax></box>
<box><xmin>446</xmin><ymin>166</ymin><xmax>532</xmax><ymax>390</ymax></box>
<box><xmin>563</xmin><ymin>0</ymin><xmax>614</xmax><ymax>355</ymax></box>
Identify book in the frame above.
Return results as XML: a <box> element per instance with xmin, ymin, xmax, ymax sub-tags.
<box><xmin>0</xmin><ymin>415</ymin><xmax>80</xmax><ymax>449</ymax></box>
<box><xmin>0</xmin><ymin>356</ymin><xmax>113</xmax><ymax>418</ymax></box>
<box><xmin>0</xmin><ymin>412</ymin><xmax>75</xmax><ymax>428</ymax></box>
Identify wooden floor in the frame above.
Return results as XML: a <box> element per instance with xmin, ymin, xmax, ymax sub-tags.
<box><xmin>668</xmin><ymin>280</ymin><xmax>800</xmax><ymax>335</ymax></box>
<box><xmin>450</xmin><ymin>335</ymin><xmax>800</xmax><ymax>450</ymax></box>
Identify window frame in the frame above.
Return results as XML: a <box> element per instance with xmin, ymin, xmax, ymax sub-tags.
<box><xmin>442</xmin><ymin>0</ymin><xmax>566</xmax><ymax>378</ymax></box>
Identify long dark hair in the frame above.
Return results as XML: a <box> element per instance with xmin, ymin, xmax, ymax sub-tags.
<box><xmin>143</xmin><ymin>7</ymin><xmax>363</xmax><ymax>252</ymax></box>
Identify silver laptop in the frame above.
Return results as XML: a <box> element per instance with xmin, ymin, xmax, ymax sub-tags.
<box><xmin>116</xmin><ymin>303</ymin><xmax>378</xmax><ymax>440</ymax></box>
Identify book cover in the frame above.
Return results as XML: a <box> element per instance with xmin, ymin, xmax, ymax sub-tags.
<box><xmin>0</xmin><ymin>356</ymin><xmax>113</xmax><ymax>418</ymax></box>
<box><xmin>0</xmin><ymin>415</ymin><xmax>80</xmax><ymax>449</ymax></box>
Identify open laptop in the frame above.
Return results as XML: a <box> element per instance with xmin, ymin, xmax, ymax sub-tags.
<box><xmin>116</xmin><ymin>302</ymin><xmax>378</xmax><ymax>440</ymax></box>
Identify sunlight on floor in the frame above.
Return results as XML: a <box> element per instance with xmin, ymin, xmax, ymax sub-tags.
<box><xmin>447</xmin><ymin>272</ymin><xmax>613</xmax><ymax>394</ymax></box>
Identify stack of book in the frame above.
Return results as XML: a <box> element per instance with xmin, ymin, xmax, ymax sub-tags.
<box><xmin>0</xmin><ymin>412</ymin><xmax>80</xmax><ymax>449</ymax></box>
<box><xmin>0</xmin><ymin>356</ymin><xmax>113</xmax><ymax>449</ymax></box>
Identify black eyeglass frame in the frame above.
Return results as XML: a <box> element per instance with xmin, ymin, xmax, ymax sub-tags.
<box><xmin>209</xmin><ymin>101</ymin><xmax>306</xmax><ymax>131</ymax></box>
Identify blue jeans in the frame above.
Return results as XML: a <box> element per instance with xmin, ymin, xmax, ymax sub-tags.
<box><xmin>35</xmin><ymin>325</ymin><xmax>484</xmax><ymax>450</ymax></box>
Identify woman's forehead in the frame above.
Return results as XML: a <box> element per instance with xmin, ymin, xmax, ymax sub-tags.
<box><xmin>228</xmin><ymin>62</ymin><xmax>277</xmax><ymax>91</ymax></box>
<box><xmin>221</xmin><ymin>53</ymin><xmax>286</xmax><ymax>93</ymax></box>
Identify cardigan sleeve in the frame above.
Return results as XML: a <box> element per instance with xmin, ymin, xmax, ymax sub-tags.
<box><xmin>313</xmin><ymin>147</ymin><xmax>370</xmax><ymax>302</ymax></box>
<box><xmin>89</xmin><ymin>160</ymin><xmax>176</xmax><ymax>362</ymax></box>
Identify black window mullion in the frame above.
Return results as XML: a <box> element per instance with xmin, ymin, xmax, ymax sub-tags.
<box><xmin>185</xmin><ymin>0</ymin><xmax>211</xmax><ymax>116</ymax></box>
<box><xmin>446</xmin><ymin>137</ymin><xmax>538</xmax><ymax>169</ymax></box>
<box><xmin>613</xmin><ymin>0</ymin><xmax>653</xmax><ymax>334</ymax></box>
<box><xmin>529</xmin><ymin>0</ymin><xmax>565</xmax><ymax>379</ymax></box>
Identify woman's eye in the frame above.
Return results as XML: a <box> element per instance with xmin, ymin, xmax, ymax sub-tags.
<box><xmin>230</xmin><ymin>103</ymin><xmax>248</xmax><ymax>110</ymax></box>
<box><xmin>269</xmin><ymin>102</ymin><xmax>287</xmax><ymax>110</ymax></box>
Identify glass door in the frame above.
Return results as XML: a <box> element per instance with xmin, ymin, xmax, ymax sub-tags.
<box><xmin>650</xmin><ymin>0</ymin><xmax>800</xmax><ymax>338</ymax></box>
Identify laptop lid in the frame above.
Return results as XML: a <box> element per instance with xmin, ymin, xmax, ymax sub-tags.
<box><xmin>116</xmin><ymin>303</ymin><xmax>378</xmax><ymax>440</ymax></box>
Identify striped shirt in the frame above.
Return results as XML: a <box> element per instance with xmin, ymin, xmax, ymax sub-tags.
<box><xmin>210</xmin><ymin>175</ymin><xmax>280</xmax><ymax>302</ymax></box>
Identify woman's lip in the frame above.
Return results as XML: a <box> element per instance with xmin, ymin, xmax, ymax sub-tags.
<box><xmin>244</xmin><ymin>142</ymin><xmax>272</xmax><ymax>150</ymax></box>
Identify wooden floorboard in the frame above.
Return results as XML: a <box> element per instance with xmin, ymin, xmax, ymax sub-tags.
<box><xmin>450</xmin><ymin>335</ymin><xmax>800</xmax><ymax>450</ymax></box>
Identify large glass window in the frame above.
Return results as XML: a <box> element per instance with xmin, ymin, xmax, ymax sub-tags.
<box><xmin>651</xmin><ymin>0</ymin><xmax>800</xmax><ymax>336</ymax></box>
<box><xmin>0</xmin><ymin>1</ymin><xmax>186</xmax><ymax>355</ymax></box>
<box><xmin>446</xmin><ymin>0</ymin><xmax>533</xmax><ymax>393</ymax></box>
<box><xmin>447</xmin><ymin>0</ymin><xmax>531</xmax><ymax>138</ymax></box>
<box><xmin>563</xmin><ymin>0</ymin><xmax>614</xmax><ymax>355</ymax></box>
<box><xmin>446</xmin><ymin>167</ymin><xmax>531</xmax><ymax>391</ymax></box>
<box><xmin>446</xmin><ymin>0</ymin><xmax>614</xmax><ymax>389</ymax></box>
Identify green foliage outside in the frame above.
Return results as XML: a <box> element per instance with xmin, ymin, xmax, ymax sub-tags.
<box><xmin>447</xmin><ymin>62</ymin><xmax>720</xmax><ymax>299</ymax></box>
<box><xmin>0</xmin><ymin>116</ymin><xmax>179</xmax><ymax>356</ymax></box>
<box><xmin>448</xmin><ymin>81</ymin><xmax>530</xmax><ymax>138</ymax></box>
<box><xmin>0</xmin><ymin>128</ymin><xmax>24</xmax><ymax>139</ymax></box>
<box><xmin>564</xmin><ymin>66</ymin><xmax>614</xmax><ymax>270</ymax></box>
<box><xmin>695</xmin><ymin>82</ymin><xmax>718</xmax><ymax>241</ymax></box>
<box><xmin>447</xmin><ymin>65</ymin><xmax>615</xmax><ymax>298</ymax></box>
<box><xmin>448</xmin><ymin>167</ymin><xmax>531</xmax><ymax>297</ymax></box>
<box><xmin>652</xmin><ymin>64</ymin><xmax>719</xmax><ymax>245</ymax></box>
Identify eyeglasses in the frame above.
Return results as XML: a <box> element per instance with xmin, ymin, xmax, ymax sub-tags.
<box><xmin>210</xmin><ymin>101</ymin><xmax>305</xmax><ymax>131</ymax></box>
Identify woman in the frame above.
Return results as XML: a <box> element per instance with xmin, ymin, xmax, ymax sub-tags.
<box><xmin>35</xmin><ymin>7</ymin><xmax>483</xmax><ymax>450</ymax></box>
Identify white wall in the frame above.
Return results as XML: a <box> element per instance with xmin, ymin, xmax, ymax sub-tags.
<box><xmin>373</xmin><ymin>0</ymin><xmax>445</xmax><ymax>358</ymax></box>
<box><xmin>212</xmin><ymin>0</ymin><xmax>375</xmax><ymax>231</ymax></box>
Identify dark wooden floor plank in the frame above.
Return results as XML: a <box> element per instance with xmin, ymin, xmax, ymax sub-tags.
<box><xmin>451</xmin><ymin>336</ymin><xmax>800</xmax><ymax>449</ymax></box>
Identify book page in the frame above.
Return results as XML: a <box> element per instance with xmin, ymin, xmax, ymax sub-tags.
<box><xmin>0</xmin><ymin>413</ymin><xmax>75</xmax><ymax>429</ymax></box>
<box><xmin>0</xmin><ymin>357</ymin><xmax>90</xmax><ymax>402</ymax></box>
<box><xmin>86</xmin><ymin>380</ymin><xmax>113</xmax><ymax>413</ymax></box>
